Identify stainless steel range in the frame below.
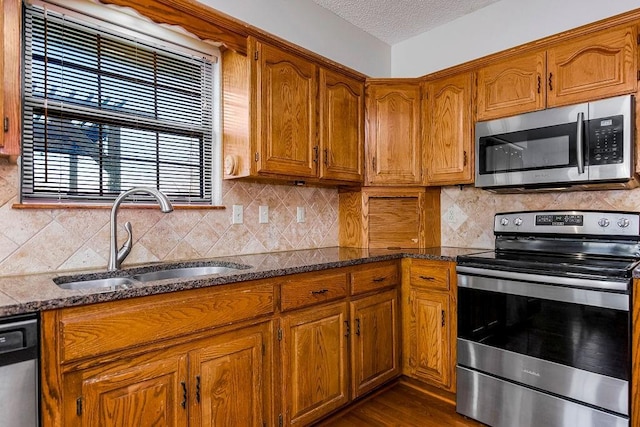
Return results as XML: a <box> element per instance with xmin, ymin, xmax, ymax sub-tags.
<box><xmin>456</xmin><ymin>210</ymin><xmax>639</xmax><ymax>427</ymax></box>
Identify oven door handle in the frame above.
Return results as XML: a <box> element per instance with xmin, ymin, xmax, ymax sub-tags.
<box><xmin>456</xmin><ymin>266</ymin><xmax>629</xmax><ymax>311</ymax></box>
<box><xmin>456</xmin><ymin>265</ymin><xmax>628</xmax><ymax>292</ymax></box>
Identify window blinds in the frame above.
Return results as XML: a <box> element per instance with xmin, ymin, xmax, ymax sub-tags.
<box><xmin>22</xmin><ymin>4</ymin><xmax>215</xmax><ymax>204</ymax></box>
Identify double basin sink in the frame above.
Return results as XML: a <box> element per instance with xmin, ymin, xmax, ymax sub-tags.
<box><xmin>54</xmin><ymin>262</ymin><xmax>253</xmax><ymax>292</ymax></box>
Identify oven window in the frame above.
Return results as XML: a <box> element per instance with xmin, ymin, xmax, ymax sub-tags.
<box><xmin>458</xmin><ymin>288</ymin><xmax>629</xmax><ymax>381</ymax></box>
<box><xmin>479</xmin><ymin>122</ymin><xmax>577</xmax><ymax>174</ymax></box>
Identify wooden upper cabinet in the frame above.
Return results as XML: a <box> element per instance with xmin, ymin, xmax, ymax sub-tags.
<box><xmin>546</xmin><ymin>25</ymin><xmax>637</xmax><ymax>107</ymax></box>
<box><xmin>255</xmin><ymin>40</ymin><xmax>318</xmax><ymax>178</ymax></box>
<box><xmin>319</xmin><ymin>68</ymin><xmax>364</xmax><ymax>182</ymax></box>
<box><xmin>1</xmin><ymin>0</ymin><xmax>21</xmax><ymax>158</ymax></box>
<box><xmin>424</xmin><ymin>72</ymin><xmax>474</xmax><ymax>186</ymax></box>
<box><xmin>476</xmin><ymin>25</ymin><xmax>638</xmax><ymax>121</ymax></box>
<box><xmin>476</xmin><ymin>51</ymin><xmax>546</xmax><ymax>121</ymax></box>
<box><xmin>365</xmin><ymin>81</ymin><xmax>422</xmax><ymax>185</ymax></box>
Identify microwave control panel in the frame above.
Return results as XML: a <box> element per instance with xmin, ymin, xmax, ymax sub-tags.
<box><xmin>588</xmin><ymin>115</ymin><xmax>623</xmax><ymax>165</ymax></box>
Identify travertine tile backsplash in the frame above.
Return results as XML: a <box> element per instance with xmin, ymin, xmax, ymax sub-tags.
<box><xmin>441</xmin><ymin>185</ymin><xmax>640</xmax><ymax>249</ymax></box>
<box><xmin>0</xmin><ymin>160</ymin><xmax>339</xmax><ymax>275</ymax></box>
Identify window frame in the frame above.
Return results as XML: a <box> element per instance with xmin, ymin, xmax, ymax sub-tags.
<box><xmin>20</xmin><ymin>0</ymin><xmax>223</xmax><ymax>207</ymax></box>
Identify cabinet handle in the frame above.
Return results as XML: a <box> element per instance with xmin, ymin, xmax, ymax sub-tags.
<box><xmin>441</xmin><ymin>310</ymin><xmax>445</xmax><ymax>327</ymax></box>
<box><xmin>311</xmin><ymin>289</ymin><xmax>328</xmax><ymax>295</ymax></box>
<box><xmin>372</xmin><ymin>277</ymin><xmax>386</xmax><ymax>283</ymax></box>
<box><xmin>324</xmin><ymin>148</ymin><xmax>329</xmax><ymax>166</ymax></box>
<box><xmin>181</xmin><ymin>381</ymin><xmax>187</xmax><ymax>409</ymax></box>
<box><xmin>344</xmin><ymin>320</ymin><xmax>350</xmax><ymax>337</ymax></box>
<box><xmin>372</xmin><ymin>157</ymin><xmax>376</xmax><ymax>170</ymax></box>
<box><xmin>419</xmin><ymin>275</ymin><xmax>435</xmax><ymax>281</ymax></box>
<box><xmin>463</xmin><ymin>151</ymin><xmax>468</xmax><ymax>166</ymax></box>
<box><xmin>196</xmin><ymin>376</ymin><xmax>201</xmax><ymax>403</ymax></box>
<box><xmin>356</xmin><ymin>318</ymin><xmax>361</xmax><ymax>336</ymax></box>
<box><xmin>313</xmin><ymin>146</ymin><xmax>319</xmax><ymax>163</ymax></box>
<box><xmin>548</xmin><ymin>72</ymin><xmax>553</xmax><ymax>91</ymax></box>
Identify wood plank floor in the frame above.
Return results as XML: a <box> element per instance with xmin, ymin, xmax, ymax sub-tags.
<box><xmin>316</xmin><ymin>382</ymin><xmax>486</xmax><ymax>427</ymax></box>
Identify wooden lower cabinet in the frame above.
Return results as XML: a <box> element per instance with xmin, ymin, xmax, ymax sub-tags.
<box><xmin>350</xmin><ymin>288</ymin><xmax>400</xmax><ymax>398</ymax></box>
<box><xmin>62</xmin><ymin>323</ymin><xmax>271</xmax><ymax>427</ymax></box>
<box><xmin>79</xmin><ymin>349</ymin><xmax>188</xmax><ymax>427</ymax></box>
<box><xmin>402</xmin><ymin>258</ymin><xmax>457</xmax><ymax>392</ymax></box>
<box><xmin>280</xmin><ymin>302</ymin><xmax>350</xmax><ymax>426</ymax></box>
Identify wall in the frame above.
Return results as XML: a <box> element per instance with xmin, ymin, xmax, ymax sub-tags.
<box><xmin>441</xmin><ymin>186</ymin><xmax>640</xmax><ymax>249</ymax></box>
<box><xmin>392</xmin><ymin>0</ymin><xmax>640</xmax><ymax>77</ymax></box>
<box><xmin>0</xmin><ymin>160</ymin><xmax>338</xmax><ymax>276</ymax></box>
<box><xmin>197</xmin><ymin>0</ymin><xmax>391</xmax><ymax>77</ymax></box>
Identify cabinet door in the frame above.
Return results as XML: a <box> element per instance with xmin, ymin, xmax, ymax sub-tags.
<box><xmin>365</xmin><ymin>82</ymin><xmax>421</xmax><ymax>185</ymax></box>
<box><xmin>350</xmin><ymin>288</ymin><xmax>400</xmax><ymax>398</ymax></box>
<box><xmin>319</xmin><ymin>68</ymin><xmax>364</xmax><ymax>182</ymax></box>
<box><xmin>189</xmin><ymin>324</ymin><xmax>269</xmax><ymax>427</ymax></box>
<box><xmin>476</xmin><ymin>51</ymin><xmax>546</xmax><ymax>120</ymax></box>
<box><xmin>424</xmin><ymin>73</ymin><xmax>473</xmax><ymax>186</ymax></box>
<box><xmin>547</xmin><ymin>25</ymin><xmax>637</xmax><ymax>107</ymax></box>
<box><xmin>407</xmin><ymin>289</ymin><xmax>451</xmax><ymax>388</ymax></box>
<box><xmin>81</xmin><ymin>351</ymin><xmax>188</xmax><ymax>427</ymax></box>
<box><xmin>281</xmin><ymin>302</ymin><xmax>349</xmax><ymax>426</ymax></box>
<box><xmin>255</xmin><ymin>41</ymin><xmax>318</xmax><ymax>177</ymax></box>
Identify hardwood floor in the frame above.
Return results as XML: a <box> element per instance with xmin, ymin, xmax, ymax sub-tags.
<box><xmin>316</xmin><ymin>382</ymin><xmax>486</xmax><ymax>426</ymax></box>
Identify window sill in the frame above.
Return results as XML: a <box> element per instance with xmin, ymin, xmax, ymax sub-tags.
<box><xmin>12</xmin><ymin>203</ymin><xmax>225</xmax><ymax>210</ymax></box>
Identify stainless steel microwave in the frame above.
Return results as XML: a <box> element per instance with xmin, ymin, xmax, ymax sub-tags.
<box><xmin>475</xmin><ymin>94</ymin><xmax>634</xmax><ymax>190</ymax></box>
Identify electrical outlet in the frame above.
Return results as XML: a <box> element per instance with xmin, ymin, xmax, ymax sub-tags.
<box><xmin>297</xmin><ymin>206</ymin><xmax>306</xmax><ymax>223</ymax></box>
<box><xmin>259</xmin><ymin>205</ymin><xmax>269</xmax><ymax>224</ymax></box>
<box><xmin>232</xmin><ymin>205</ymin><xmax>243</xmax><ymax>224</ymax></box>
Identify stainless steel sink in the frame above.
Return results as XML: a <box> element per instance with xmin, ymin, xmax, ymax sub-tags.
<box><xmin>132</xmin><ymin>266</ymin><xmax>244</xmax><ymax>283</ymax></box>
<box><xmin>56</xmin><ymin>277</ymin><xmax>138</xmax><ymax>291</ymax></box>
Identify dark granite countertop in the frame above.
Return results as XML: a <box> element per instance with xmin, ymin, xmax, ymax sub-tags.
<box><xmin>0</xmin><ymin>246</ymin><xmax>486</xmax><ymax>317</ymax></box>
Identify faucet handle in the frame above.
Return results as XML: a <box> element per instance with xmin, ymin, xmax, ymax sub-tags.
<box><xmin>117</xmin><ymin>221</ymin><xmax>133</xmax><ymax>266</ymax></box>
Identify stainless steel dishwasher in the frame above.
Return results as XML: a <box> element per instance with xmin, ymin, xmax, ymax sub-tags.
<box><xmin>0</xmin><ymin>313</ymin><xmax>39</xmax><ymax>427</ymax></box>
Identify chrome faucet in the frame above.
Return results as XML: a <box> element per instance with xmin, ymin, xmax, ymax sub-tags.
<box><xmin>108</xmin><ymin>187</ymin><xmax>173</xmax><ymax>271</ymax></box>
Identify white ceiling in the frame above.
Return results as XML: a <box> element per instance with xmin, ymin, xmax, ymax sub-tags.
<box><xmin>310</xmin><ymin>0</ymin><xmax>502</xmax><ymax>45</ymax></box>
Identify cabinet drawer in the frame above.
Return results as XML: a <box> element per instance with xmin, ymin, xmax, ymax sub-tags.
<box><xmin>410</xmin><ymin>260</ymin><xmax>451</xmax><ymax>291</ymax></box>
<box><xmin>58</xmin><ymin>282</ymin><xmax>275</xmax><ymax>363</ymax></box>
<box><xmin>281</xmin><ymin>272</ymin><xmax>348</xmax><ymax>312</ymax></box>
<box><xmin>351</xmin><ymin>262</ymin><xmax>399</xmax><ymax>295</ymax></box>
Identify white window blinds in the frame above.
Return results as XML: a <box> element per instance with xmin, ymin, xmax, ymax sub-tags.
<box><xmin>22</xmin><ymin>3</ymin><xmax>216</xmax><ymax>204</ymax></box>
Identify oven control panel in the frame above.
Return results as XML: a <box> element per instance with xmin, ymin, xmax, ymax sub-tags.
<box><xmin>494</xmin><ymin>211</ymin><xmax>640</xmax><ymax>236</ymax></box>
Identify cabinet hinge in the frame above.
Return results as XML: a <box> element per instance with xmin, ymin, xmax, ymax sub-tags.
<box><xmin>3</xmin><ymin>117</ymin><xmax>8</xmax><ymax>133</ymax></box>
<box><xmin>637</xmin><ymin>70</ymin><xmax>640</xmax><ymax>81</ymax></box>
<box><xmin>637</xmin><ymin>34</ymin><xmax>640</xmax><ymax>45</ymax></box>
<box><xmin>277</xmin><ymin>328</ymin><xmax>283</xmax><ymax>341</ymax></box>
<box><xmin>76</xmin><ymin>397</ymin><xmax>83</xmax><ymax>416</ymax></box>
<box><xmin>279</xmin><ymin>414</ymin><xmax>283</xmax><ymax>427</ymax></box>
<box><xmin>255</xmin><ymin>152</ymin><xmax>260</xmax><ymax>162</ymax></box>
<box><xmin>254</xmin><ymin>51</ymin><xmax>259</xmax><ymax>61</ymax></box>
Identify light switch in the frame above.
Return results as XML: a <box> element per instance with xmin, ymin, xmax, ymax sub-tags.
<box><xmin>259</xmin><ymin>205</ymin><xmax>269</xmax><ymax>224</ymax></box>
<box><xmin>297</xmin><ymin>206</ymin><xmax>306</xmax><ymax>223</ymax></box>
<box><xmin>232</xmin><ymin>205</ymin><xmax>243</xmax><ymax>224</ymax></box>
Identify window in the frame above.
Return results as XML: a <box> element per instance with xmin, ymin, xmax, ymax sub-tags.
<box><xmin>21</xmin><ymin>1</ymin><xmax>220</xmax><ymax>204</ymax></box>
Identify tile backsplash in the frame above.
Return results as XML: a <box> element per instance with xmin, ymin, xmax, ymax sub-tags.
<box><xmin>0</xmin><ymin>160</ymin><xmax>339</xmax><ymax>276</ymax></box>
<box><xmin>441</xmin><ymin>185</ymin><xmax>640</xmax><ymax>249</ymax></box>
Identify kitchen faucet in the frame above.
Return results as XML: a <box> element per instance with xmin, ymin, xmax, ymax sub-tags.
<box><xmin>108</xmin><ymin>187</ymin><xmax>173</xmax><ymax>271</ymax></box>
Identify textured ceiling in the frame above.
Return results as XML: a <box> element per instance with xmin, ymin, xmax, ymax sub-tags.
<box><xmin>310</xmin><ymin>0</ymin><xmax>501</xmax><ymax>45</ymax></box>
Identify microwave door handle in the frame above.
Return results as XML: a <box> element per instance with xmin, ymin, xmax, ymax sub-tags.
<box><xmin>576</xmin><ymin>111</ymin><xmax>585</xmax><ymax>174</ymax></box>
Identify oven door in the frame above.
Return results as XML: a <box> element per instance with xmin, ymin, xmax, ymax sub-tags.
<box><xmin>475</xmin><ymin>101</ymin><xmax>589</xmax><ymax>188</ymax></box>
<box><xmin>456</xmin><ymin>267</ymin><xmax>630</xmax><ymax>419</ymax></box>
